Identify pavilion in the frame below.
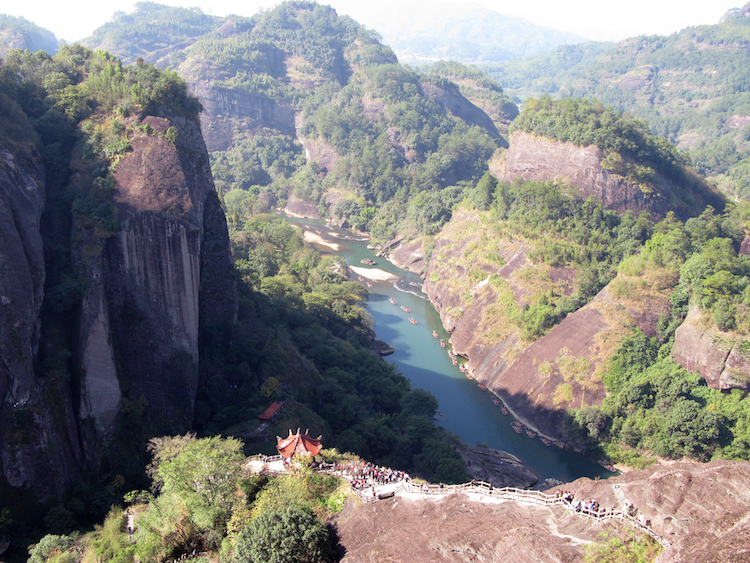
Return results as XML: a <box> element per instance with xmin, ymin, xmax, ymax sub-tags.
<box><xmin>276</xmin><ymin>428</ymin><xmax>322</xmax><ymax>462</ymax></box>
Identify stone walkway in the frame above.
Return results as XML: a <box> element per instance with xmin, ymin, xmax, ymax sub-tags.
<box><xmin>244</xmin><ymin>455</ymin><xmax>670</xmax><ymax>548</ymax></box>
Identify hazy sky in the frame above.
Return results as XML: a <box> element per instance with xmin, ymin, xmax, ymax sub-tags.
<box><xmin>5</xmin><ymin>0</ymin><xmax>734</xmax><ymax>44</ymax></box>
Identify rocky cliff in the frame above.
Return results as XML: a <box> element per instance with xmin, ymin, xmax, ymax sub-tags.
<box><xmin>85</xmin><ymin>113</ymin><xmax>237</xmax><ymax>439</ymax></box>
<box><xmin>418</xmin><ymin>211</ymin><xmax>670</xmax><ymax>441</ymax></box>
<box><xmin>0</xmin><ymin>146</ymin><xmax>45</xmax><ymax>408</ymax></box>
<box><xmin>188</xmin><ymin>81</ymin><xmax>295</xmax><ymax>152</ymax></box>
<box><xmin>420</xmin><ymin>81</ymin><xmax>502</xmax><ymax>143</ymax></box>
<box><xmin>672</xmin><ymin>306</ymin><xmax>750</xmax><ymax>391</ymax></box>
<box><xmin>494</xmin><ymin>131</ymin><xmax>671</xmax><ymax>217</ymax></box>
<box><xmin>0</xmin><ymin>107</ymin><xmax>237</xmax><ymax>499</ymax></box>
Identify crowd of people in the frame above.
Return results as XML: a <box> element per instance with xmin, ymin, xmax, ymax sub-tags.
<box><xmin>324</xmin><ymin>460</ymin><xmax>411</xmax><ymax>489</ymax></box>
<box><xmin>555</xmin><ymin>490</ymin><xmax>609</xmax><ymax>515</ymax></box>
<box><xmin>554</xmin><ymin>490</ymin><xmax>650</xmax><ymax>527</ymax></box>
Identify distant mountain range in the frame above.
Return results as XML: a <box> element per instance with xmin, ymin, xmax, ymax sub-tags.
<box><xmin>0</xmin><ymin>14</ymin><xmax>59</xmax><ymax>57</ymax></box>
<box><xmin>361</xmin><ymin>1</ymin><xmax>588</xmax><ymax>65</ymax></box>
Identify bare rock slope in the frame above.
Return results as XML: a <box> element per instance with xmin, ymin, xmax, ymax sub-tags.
<box><xmin>334</xmin><ymin>460</ymin><xmax>750</xmax><ymax>563</ymax></box>
<box><xmin>419</xmin><ymin>211</ymin><xmax>670</xmax><ymax>441</ymax></box>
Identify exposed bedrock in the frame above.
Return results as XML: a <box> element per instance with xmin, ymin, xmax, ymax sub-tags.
<box><xmin>0</xmin><ymin>111</ymin><xmax>237</xmax><ymax>499</ymax></box>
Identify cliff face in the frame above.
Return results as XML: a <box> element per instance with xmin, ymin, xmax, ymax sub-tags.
<box><xmin>0</xmin><ymin>143</ymin><xmax>81</xmax><ymax>497</ymax></box>
<box><xmin>420</xmin><ymin>211</ymin><xmax>670</xmax><ymax>440</ymax></box>
<box><xmin>0</xmin><ymin>110</ymin><xmax>237</xmax><ymax>499</ymax></box>
<box><xmin>420</xmin><ymin>81</ymin><xmax>503</xmax><ymax>143</ymax></box>
<box><xmin>495</xmin><ymin>131</ymin><xmax>670</xmax><ymax>216</ymax></box>
<box><xmin>85</xmin><ymin>114</ymin><xmax>236</xmax><ymax>436</ymax></box>
<box><xmin>0</xmin><ymin>146</ymin><xmax>45</xmax><ymax>406</ymax></box>
<box><xmin>672</xmin><ymin>306</ymin><xmax>750</xmax><ymax>391</ymax></box>
<box><xmin>188</xmin><ymin>81</ymin><xmax>295</xmax><ymax>152</ymax></box>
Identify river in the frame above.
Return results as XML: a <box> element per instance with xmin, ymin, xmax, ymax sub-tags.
<box><xmin>285</xmin><ymin>214</ymin><xmax>613</xmax><ymax>484</ymax></box>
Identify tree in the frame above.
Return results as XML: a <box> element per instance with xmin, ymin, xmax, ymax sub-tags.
<box><xmin>235</xmin><ymin>506</ymin><xmax>335</xmax><ymax>563</ymax></box>
<box><xmin>401</xmin><ymin>389</ymin><xmax>439</xmax><ymax>418</ymax></box>
<box><xmin>28</xmin><ymin>534</ymin><xmax>75</xmax><ymax>563</ymax></box>
<box><xmin>148</xmin><ymin>435</ymin><xmax>244</xmax><ymax>533</ymax></box>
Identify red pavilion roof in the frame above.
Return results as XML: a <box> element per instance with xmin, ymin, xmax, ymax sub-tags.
<box><xmin>276</xmin><ymin>429</ymin><xmax>322</xmax><ymax>459</ymax></box>
<box><xmin>259</xmin><ymin>402</ymin><xmax>283</xmax><ymax>420</ymax></box>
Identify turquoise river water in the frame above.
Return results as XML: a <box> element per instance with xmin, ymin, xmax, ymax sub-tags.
<box><xmin>284</xmin><ymin>214</ymin><xmax>613</xmax><ymax>484</ymax></box>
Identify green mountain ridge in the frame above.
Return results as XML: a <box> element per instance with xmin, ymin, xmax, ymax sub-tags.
<box><xmin>0</xmin><ymin>14</ymin><xmax>59</xmax><ymax>57</ymax></box>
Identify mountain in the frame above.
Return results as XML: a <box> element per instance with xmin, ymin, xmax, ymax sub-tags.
<box><xmin>79</xmin><ymin>1</ymin><xmax>750</xmax><ymax>465</ymax></box>
<box><xmin>0</xmin><ymin>46</ymin><xmax>237</xmax><ymax>542</ymax></box>
<box><xmin>0</xmin><ymin>15</ymin><xmax>58</xmax><ymax>57</ymax></box>
<box><xmin>362</xmin><ymin>1</ymin><xmax>588</xmax><ymax>65</ymax></box>
<box><xmin>482</xmin><ymin>3</ymin><xmax>750</xmax><ymax>200</ymax></box>
<box><xmin>81</xmin><ymin>1</ymin><xmax>517</xmax><ymax>241</ymax></box>
<box><xmin>3</xmin><ymin>2</ymin><xmax>750</xmax><ymax>559</ymax></box>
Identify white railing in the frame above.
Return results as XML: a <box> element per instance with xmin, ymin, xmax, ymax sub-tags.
<box><xmin>246</xmin><ymin>458</ymin><xmax>670</xmax><ymax>549</ymax></box>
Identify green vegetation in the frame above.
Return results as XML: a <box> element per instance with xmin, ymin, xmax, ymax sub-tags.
<box><xmin>583</xmin><ymin>530</ymin><xmax>661</xmax><ymax>563</ymax></box>
<box><xmin>235</xmin><ymin>506</ymin><xmax>335</xmax><ymax>563</ymax></box>
<box><xmin>480</xmin><ymin>41</ymin><xmax>614</xmax><ymax>100</ymax></box>
<box><xmin>427</xmin><ymin>60</ymin><xmax>519</xmax><ymax>136</ymax></box>
<box><xmin>83</xmin><ymin>2</ymin><xmax>220</xmax><ymax>64</ymax></box>
<box><xmin>84</xmin><ymin>2</ymin><xmax>514</xmax><ymax>241</ymax></box>
<box><xmin>27</xmin><ymin>436</ymin><xmax>343</xmax><ymax>562</ymax></box>
<box><xmin>196</xmin><ymin>202</ymin><xmax>469</xmax><ymax>485</ymax></box>
<box><xmin>463</xmin><ymin>178</ymin><xmax>654</xmax><ymax>340</ymax></box>
<box><xmin>568</xmin><ymin>204</ymin><xmax>750</xmax><ymax>465</ymax></box>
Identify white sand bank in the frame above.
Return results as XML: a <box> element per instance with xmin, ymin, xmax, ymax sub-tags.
<box><xmin>350</xmin><ymin>265</ymin><xmax>399</xmax><ymax>281</ymax></box>
<box><xmin>304</xmin><ymin>231</ymin><xmax>341</xmax><ymax>250</ymax></box>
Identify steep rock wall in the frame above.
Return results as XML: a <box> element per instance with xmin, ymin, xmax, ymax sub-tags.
<box><xmin>0</xmin><ymin>142</ymin><xmax>84</xmax><ymax>498</ymax></box>
<box><xmin>420</xmin><ymin>81</ymin><xmax>502</xmax><ymax>143</ymax></box>
<box><xmin>0</xmin><ymin>109</ymin><xmax>237</xmax><ymax>500</ymax></box>
<box><xmin>0</xmin><ymin>147</ymin><xmax>45</xmax><ymax>405</ymax></box>
<box><xmin>672</xmin><ymin>306</ymin><xmax>750</xmax><ymax>391</ymax></box>
<box><xmin>82</xmin><ymin>113</ymin><xmax>237</xmax><ymax>435</ymax></box>
<box><xmin>421</xmin><ymin>211</ymin><xmax>670</xmax><ymax>440</ymax></box>
<box><xmin>189</xmin><ymin>81</ymin><xmax>296</xmax><ymax>152</ymax></box>
<box><xmin>495</xmin><ymin>131</ymin><xmax>670</xmax><ymax>216</ymax></box>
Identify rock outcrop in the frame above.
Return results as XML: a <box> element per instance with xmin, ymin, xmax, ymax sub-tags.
<box><xmin>89</xmin><ymin>113</ymin><xmax>237</xmax><ymax>435</ymax></box>
<box><xmin>0</xmin><ymin>109</ymin><xmax>237</xmax><ymax>499</ymax></box>
<box><xmin>421</xmin><ymin>211</ymin><xmax>670</xmax><ymax>441</ymax></box>
<box><xmin>0</xmin><ymin>146</ymin><xmax>45</xmax><ymax>407</ymax></box>
<box><xmin>672</xmin><ymin>306</ymin><xmax>750</xmax><ymax>391</ymax></box>
<box><xmin>420</xmin><ymin>81</ymin><xmax>502</xmax><ymax>142</ymax></box>
<box><xmin>189</xmin><ymin>81</ymin><xmax>295</xmax><ymax>152</ymax></box>
<box><xmin>284</xmin><ymin>193</ymin><xmax>322</xmax><ymax>219</ymax></box>
<box><xmin>457</xmin><ymin>444</ymin><xmax>537</xmax><ymax>489</ymax></box>
<box><xmin>495</xmin><ymin>131</ymin><xmax>670</xmax><ymax>217</ymax></box>
<box><xmin>0</xmin><ymin>141</ymin><xmax>83</xmax><ymax>498</ymax></box>
<box><xmin>334</xmin><ymin>459</ymin><xmax>750</xmax><ymax>563</ymax></box>
<box><xmin>495</xmin><ymin>131</ymin><xmax>723</xmax><ymax>219</ymax></box>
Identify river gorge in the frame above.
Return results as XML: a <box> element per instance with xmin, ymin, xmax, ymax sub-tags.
<box><xmin>284</xmin><ymin>213</ymin><xmax>612</xmax><ymax>484</ymax></box>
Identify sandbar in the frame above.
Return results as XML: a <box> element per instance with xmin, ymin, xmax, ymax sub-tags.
<box><xmin>304</xmin><ymin>231</ymin><xmax>341</xmax><ymax>251</ymax></box>
<box><xmin>350</xmin><ymin>265</ymin><xmax>399</xmax><ymax>281</ymax></box>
